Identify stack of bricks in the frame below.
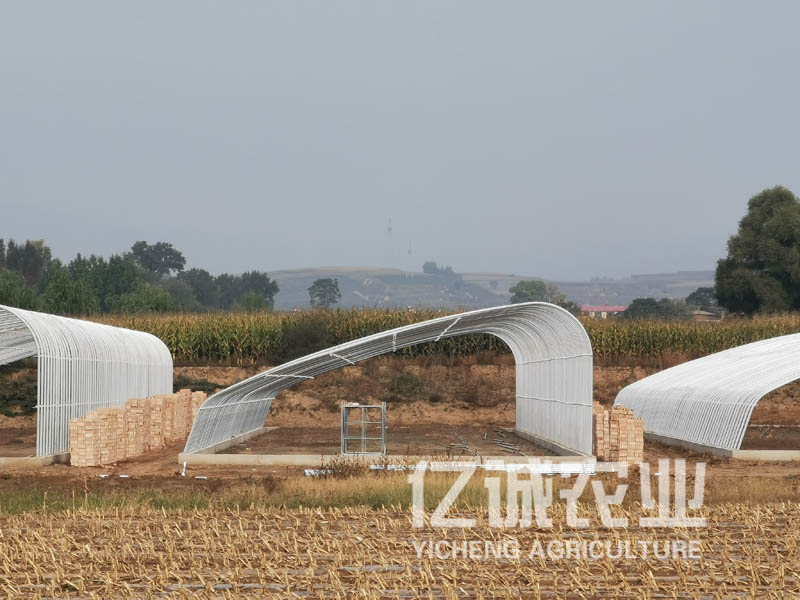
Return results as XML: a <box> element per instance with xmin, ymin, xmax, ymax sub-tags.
<box><xmin>124</xmin><ymin>398</ymin><xmax>150</xmax><ymax>457</ymax></box>
<box><xmin>177</xmin><ymin>389</ymin><xmax>194</xmax><ymax>439</ymax></box>
<box><xmin>172</xmin><ymin>390</ymin><xmax>187</xmax><ymax>441</ymax></box>
<box><xmin>68</xmin><ymin>412</ymin><xmax>101</xmax><ymax>467</ymax></box>
<box><xmin>191</xmin><ymin>392</ymin><xmax>205</xmax><ymax>423</ymax></box>
<box><xmin>68</xmin><ymin>390</ymin><xmax>208</xmax><ymax>467</ymax></box>
<box><xmin>95</xmin><ymin>407</ymin><xmax>126</xmax><ymax>465</ymax></box>
<box><xmin>592</xmin><ymin>402</ymin><xmax>610</xmax><ymax>460</ymax></box>
<box><xmin>592</xmin><ymin>402</ymin><xmax>644</xmax><ymax>463</ymax></box>
<box><xmin>161</xmin><ymin>394</ymin><xmax>175</xmax><ymax>443</ymax></box>
<box><xmin>149</xmin><ymin>396</ymin><xmax>165</xmax><ymax>451</ymax></box>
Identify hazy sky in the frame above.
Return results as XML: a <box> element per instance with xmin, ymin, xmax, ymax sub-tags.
<box><xmin>2</xmin><ymin>2</ymin><xmax>799</xmax><ymax>281</ymax></box>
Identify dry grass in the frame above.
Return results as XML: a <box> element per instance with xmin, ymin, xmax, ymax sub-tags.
<box><xmin>0</xmin><ymin>499</ymin><xmax>797</xmax><ymax>597</ymax></box>
<box><xmin>0</xmin><ymin>468</ymin><xmax>798</xmax><ymax>596</ymax></box>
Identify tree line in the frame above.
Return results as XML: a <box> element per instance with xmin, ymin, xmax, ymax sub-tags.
<box><xmin>3</xmin><ymin>186</ymin><xmax>797</xmax><ymax>318</ymax></box>
<box><xmin>0</xmin><ymin>239</ymin><xmax>280</xmax><ymax>315</ymax></box>
<box><xmin>512</xmin><ymin>186</ymin><xmax>800</xmax><ymax>319</ymax></box>
<box><xmin>618</xmin><ymin>186</ymin><xmax>800</xmax><ymax>319</ymax></box>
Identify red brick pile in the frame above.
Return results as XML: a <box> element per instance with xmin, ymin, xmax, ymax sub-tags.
<box><xmin>592</xmin><ymin>402</ymin><xmax>644</xmax><ymax>463</ymax></box>
<box><xmin>69</xmin><ymin>390</ymin><xmax>207</xmax><ymax>467</ymax></box>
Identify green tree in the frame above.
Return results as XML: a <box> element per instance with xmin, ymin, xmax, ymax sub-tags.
<box><xmin>98</xmin><ymin>255</ymin><xmax>143</xmax><ymax>310</ymax></box>
<box><xmin>110</xmin><ymin>282</ymin><xmax>177</xmax><ymax>314</ymax></box>
<box><xmin>685</xmin><ymin>287</ymin><xmax>718</xmax><ymax>311</ymax></box>
<box><xmin>41</xmin><ymin>265</ymin><xmax>99</xmax><ymax>315</ymax></box>
<box><xmin>178</xmin><ymin>268</ymin><xmax>221</xmax><ymax>307</ymax></box>
<box><xmin>509</xmin><ymin>280</ymin><xmax>579</xmax><ymax>313</ymax></box>
<box><xmin>715</xmin><ymin>186</ymin><xmax>800</xmax><ymax>314</ymax></box>
<box><xmin>423</xmin><ymin>261</ymin><xmax>457</xmax><ymax>279</ymax></box>
<box><xmin>0</xmin><ymin>270</ymin><xmax>40</xmax><ymax>310</ymax></box>
<box><xmin>214</xmin><ymin>270</ymin><xmax>279</xmax><ymax>309</ymax></box>
<box><xmin>509</xmin><ymin>280</ymin><xmax>547</xmax><ymax>303</ymax></box>
<box><xmin>214</xmin><ymin>273</ymin><xmax>239</xmax><ymax>309</ymax></box>
<box><xmin>236</xmin><ymin>291</ymin><xmax>268</xmax><ymax>312</ymax></box>
<box><xmin>0</xmin><ymin>239</ymin><xmax>5</xmax><ymax>270</ymax></box>
<box><xmin>68</xmin><ymin>254</ymin><xmax>142</xmax><ymax>312</ymax></box>
<box><xmin>5</xmin><ymin>239</ymin><xmax>54</xmax><ymax>287</ymax></box>
<box><xmin>239</xmin><ymin>271</ymin><xmax>279</xmax><ymax>308</ymax></box>
<box><xmin>160</xmin><ymin>278</ymin><xmax>200</xmax><ymax>311</ymax></box>
<box><xmin>308</xmin><ymin>278</ymin><xmax>341</xmax><ymax>308</ymax></box>
<box><xmin>509</xmin><ymin>280</ymin><xmax>570</xmax><ymax>304</ymax></box>
<box><xmin>422</xmin><ymin>261</ymin><xmax>439</xmax><ymax>274</ymax></box>
<box><xmin>127</xmin><ymin>241</ymin><xmax>186</xmax><ymax>280</ymax></box>
<box><xmin>623</xmin><ymin>297</ymin><xmax>691</xmax><ymax>320</ymax></box>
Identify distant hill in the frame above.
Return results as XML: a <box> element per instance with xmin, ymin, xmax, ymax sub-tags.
<box><xmin>272</xmin><ymin>267</ymin><xmax>714</xmax><ymax>310</ymax></box>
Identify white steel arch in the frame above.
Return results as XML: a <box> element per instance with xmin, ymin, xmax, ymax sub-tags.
<box><xmin>0</xmin><ymin>305</ymin><xmax>173</xmax><ymax>456</ymax></box>
<box><xmin>185</xmin><ymin>302</ymin><xmax>594</xmax><ymax>455</ymax></box>
<box><xmin>615</xmin><ymin>333</ymin><xmax>800</xmax><ymax>451</ymax></box>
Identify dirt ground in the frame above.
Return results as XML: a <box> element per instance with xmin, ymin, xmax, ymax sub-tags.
<box><xmin>0</xmin><ymin>414</ymin><xmax>36</xmax><ymax>457</ymax></box>
<box><xmin>228</xmin><ymin>424</ymin><xmax>555</xmax><ymax>457</ymax></box>
<box><xmin>2</xmin><ymin>361</ymin><xmax>800</xmax><ymax>482</ymax></box>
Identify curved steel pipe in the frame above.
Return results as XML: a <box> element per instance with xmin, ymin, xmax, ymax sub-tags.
<box><xmin>0</xmin><ymin>305</ymin><xmax>173</xmax><ymax>456</ymax></box>
<box><xmin>185</xmin><ymin>302</ymin><xmax>594</xmax><ymax>455</ymax></box>
<box><xmin>615</xmin><ymin>333</ymin><xmax>800</xmax><ymax>451</ymax></box>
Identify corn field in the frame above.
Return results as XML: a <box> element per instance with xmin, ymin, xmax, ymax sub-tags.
<box><xmin>95</xmin><ymin>310</ymin><xmax>800</xmax><ymax>365</ymax></box>
<box><xmin>0</xmin><ymin>502</ymin><xmax>798</xmax><ymax>597</ymax></box>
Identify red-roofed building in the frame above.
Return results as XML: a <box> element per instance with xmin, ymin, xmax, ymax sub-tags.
<box><xmin>581</xmin><ymin>304</ymin><xmax>627</xmax><ymax>319</ymax></box>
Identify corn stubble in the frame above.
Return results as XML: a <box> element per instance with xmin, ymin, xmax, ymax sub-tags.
<box><xmin>0</xmin><ymin>502</ymin><xmax>798</xmax><ymax>598</ymax></box>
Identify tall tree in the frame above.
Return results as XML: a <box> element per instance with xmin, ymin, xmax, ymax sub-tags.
<box><xmin>308</xmin><ymin>278</ymin><xmax>341</xmax><ymax>308</ymax></box>
<box><xmin>236</xmin><ymin>291</ymin><xmax>268</xmax><ymax>312</ymax></box>
<box><xmin>685</xmin><ymin>287</ymin><xmax>718</xmax><ymax>311</ymax></box>
<box><xmin>42</xmin><ymin>265</ymin><xmax>99</xmax><ymax>315</ymax></box>
<box><xmin>110</xmin><ymin>282</ymin><xmax>177</xmax><ymax>314</ymax></box>
<box><xmin>98</xmin><ymin>255</ymin><xmax>143</xmax><ymax>310</ymax></box>
<box><xmin>178</xmin><ymin>268</ymin><xmax>220</xmax><ymax>307</ymax></box>
<box><xmin>5</xmin><ymin>239</ymin><xmax>54</xmax><ymax>287</ymax></box>
<box><xmin>0</xmin><ymin>239</ymin><xmax>6</xmax><ymax>270</ymax></box>
<box><xmin>623</xmin><ymin>297</ymin><xmax>691</xmax><ymax>320</ymax></box>
<box><xmin>715</xmin><ymin>186</ymin><xmax>800</xmax><ymax>314</ymax></box>
<box><xmin>509</xmin><ymin>280</ymin><xmax>579</xmax><ymax>313</ymax></box>
<box><xmin>238</xmin><ymin>271</ymin><xmax>280</xmax><ymax>307</ymax></box>
<box><xmin>214</xmin><ymin>273</ymin><xmax>239</xmax><ymax>309</ymax></box>
<box><xmin>214</xmin><ymin>270</ymin><xmax>279</xmax><ymax>309</ymax></box>
<box><xmin>0</xmin><ymin>270</ymin><xmax>40</xmax><ymax>310</ymax></box>
<box><xmin>160</xmin><ymin>278</ymin><xmax>200</xmax><ymax>311</ymax></box>
<box><xmin>509</xmin><ymin>280</ymin><xmax>551</xmax><ymax>303</ymax></box>
<box><xmin>422</xmin><ymin>261</ymin><xmax>439</xmax><ymax>274</ymax></box>
<box><xmin>127</xmin><ymin>241</ymin><xmax>186</xmax><ymax>280</ymax></box>
<box><xmin>67</xmin><ymin>254</ymin><xmax>142</xmax><ymax>312</ymax></box>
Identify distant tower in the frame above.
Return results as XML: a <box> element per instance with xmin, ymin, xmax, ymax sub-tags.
<box><xmin>386</xmin><ymin>218</ymin><xmax>392</xmax><ymax>235</ymax></box>
<box><xmin>408</xmin><ymin>241</ymin><xmax>412</xmax><ymax>255</ymax></box>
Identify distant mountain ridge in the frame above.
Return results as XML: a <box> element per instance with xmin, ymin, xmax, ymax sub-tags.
<box><xmin>271</xmin><ymin>267</ymin><xmax>714</xmax><ymax>310</ymax></box>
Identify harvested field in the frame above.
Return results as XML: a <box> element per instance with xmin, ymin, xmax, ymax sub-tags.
<box><xmin>0</xmin><ymin>500</ymin><xmax>798</xmax><ymax>597</ymax></box>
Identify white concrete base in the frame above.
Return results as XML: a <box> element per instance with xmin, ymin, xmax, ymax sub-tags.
<box><xmin>0</xmin><ymin>452</ymin><xmax>70</xmax><ymax>467</ymax></box>
<box><xmin>182</xmin><ymin>426</ymin><xmax>279</xmax><ymax>456</ymax></box>
<box><xmin>513</xmin><ymin>428</ymin><xmax>590</xmax><ymax>457</ymax></box>
<box><xmin>645</xmin><ymin>432</ymin><xmax>732</xmax><ymax>456</ymax></box>
<box><xmin>178</xmin><ymin>423</ymin><xmax>593</xmax><ymax>467</ymax></box>
<box><xmin>731</xmin><ymin>450</ymin><xmax>800</xmax><ymax>461</ymax></box>
<box><xmin>177</xmin><ymin>453</ymin><xmax>596</xmax><ymax>467</ymax></box>
<box><xmin>646</xmin><ymin>432</ymin><xmax>800</xmax><ymax>461</ymax></box>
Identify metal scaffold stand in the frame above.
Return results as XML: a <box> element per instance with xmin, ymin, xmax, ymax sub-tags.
<box><xmin>341</xmin><ymin>402</ymin><xmax>386</xmax><ymax>455</ymax></box>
